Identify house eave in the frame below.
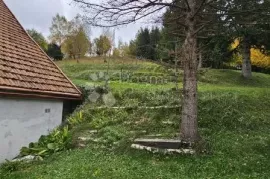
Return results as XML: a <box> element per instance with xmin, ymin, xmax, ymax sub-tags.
<box><xmin>0</xmin><ymin>86</ymin><xmax>82</xmax><ymax>101</ymax></box>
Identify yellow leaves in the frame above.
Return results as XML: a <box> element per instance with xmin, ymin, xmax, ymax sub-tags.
<box><xmin>231</xmin><ymin>39</ymin><xmax>270</xmax><ymax>69</ymax></box>
<box><xmin>250</xmin><ymin>48</ymin><xmax>270</xmax><ymax>69</ymax></box>
<box><xmin>231</xmin><ymin>39</ymin><xmax>240</xmax><ymax>50</ymax></box>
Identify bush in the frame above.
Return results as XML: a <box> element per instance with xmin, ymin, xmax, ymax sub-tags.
<box><xmin>20</xmin><ymin>126</ymin><xmax>71</xmax><ymax>158</ymax></box>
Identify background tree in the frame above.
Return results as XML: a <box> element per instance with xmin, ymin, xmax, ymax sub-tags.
<box><xmin>27</xmin><ymin>29</ymin><xmax>48</xmax><ymax>51</ymax></box>
<box><xmin>135</xmin><ymin>28</ymin><xmax>151</xmax><ymax>59</ymax></box>
<box><xmin>133</xmin><ymin>27</ymin><xmax>162</xmax><ymax>61</ymax></box>
<box><xmin>149</xmin><ymin>27</ymin><xmax>161</xmax><ymax>61</ymax></box>
<box><xmin>72</xmin><ymin>26</ymin><xmax>90</xmax><ymax>59</ymax></box>
<box><xmin>225</xmin><ymin>0</ymin><xmax>270</xmax><ymax>78</ymax></box>
<box><xmin>49</xmin><ymin>14</ymin><xmax>70</xmax><ymax>45</ymax></box>
<box><xmin>47</xmin><ymin>43</ymin><xmax>64</xmax><ymax>60</ymax></box>
<box><xmin>128</xmin><ymin>40</ymin><xmax>137</xmax><ymax>57</ymax></box>
<box><xmin>62</xmin><ymin>37</ymin><xmax>75</xmax><ymax>59</ymax></box>
<box><xmin>94</xmin><ymin>35</ymin><xmax>112</xmax><ymax>56</ymax></box>
<box><xmin>113</xmin><ymin>48</ymin><xmax>121</xmax><ymax>57</ymax></box>
<box><xmin>61</xmin><ymin>28</ymin><xmax>89</xmax><ymax>60</ymax></box>
<box><xmin>102</xmin><ymin>28</ymin><xmax>115</xmax><ymax>55</ymax></box>
<box><xmin>120</xmin><ymin>43</ymin><xmax>131</xmax><ymax>57</ymax></box>
<box><xmin>157</xmin><ymin>28</ymin><xmax>176</xmax><ymax>62</ymax></box>
<box><xmin>116</xmin><ymin>40</ymin><xmax>131</xmax><ymax>57</ymax></box>
<box><xmin>202</xmin><ymin>35</ymin><xmax>234</xmax><ymax>68</ymax></box>
<box><xmin>61</xmin><ymin>16</ymin><xmax>90</xmax><ymax>60</ymax></box>
<box><xmin>231</xmin><ymin>39</ymin><xmax>270</xmax><ymax>73</ymax></box>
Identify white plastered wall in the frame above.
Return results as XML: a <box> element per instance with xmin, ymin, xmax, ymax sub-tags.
<box><xmin>0</xmin><ymin>97</ymin><xmax>63</xmax><ymax>163</ymax></box>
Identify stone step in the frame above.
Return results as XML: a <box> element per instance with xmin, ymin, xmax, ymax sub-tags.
<box><xmin>134</xmin><ymin>138</ymin><xmax>186</xmax><ymax>149</ymax></box>
<box><xmin>131</xmin><ymin>144</ymin><xmax>195</xmax><ymax>154</ymax></box>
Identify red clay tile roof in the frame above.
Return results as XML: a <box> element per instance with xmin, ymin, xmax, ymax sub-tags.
<box><xmin>0</xmin><ymin>0</ymin><xmax>81</xmax><ymax>100</ymax></box>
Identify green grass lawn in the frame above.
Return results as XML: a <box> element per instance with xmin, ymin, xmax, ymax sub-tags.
<box><xmin>1</xmin><ymin>58</ymin><xmax>270</xmax><ymax>179</ymax></box>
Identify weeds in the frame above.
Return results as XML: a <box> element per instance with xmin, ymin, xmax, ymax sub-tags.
<box><xmin>0</xmin><ymin>161</ymin><xmax>22</xmax><ymax>173</ymax></box>
<box><xmin>20</xmin><ymin>126</ymin><xmax>71</xmax><ymax>158</ymax></box>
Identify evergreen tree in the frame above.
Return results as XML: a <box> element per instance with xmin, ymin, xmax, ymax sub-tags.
<box><xmin>46</xmin><ymin>43</ymin><xmax>63</xmax><ymax>60</ymax></box>
<box><xmin>149</xmin><ymin>27</ymin><xmax>161</xmax><ymax>61</ymax></box>
<box><xmin>136</xmin><ymin>28</ymin><xmax>151</xmax><ymax>59</ymax></box>
<box><xmin>128</xmin><ymin>40</ymin><xmax>137</xmax><ymax>57</ymax></box>
<box><xmin>158</xmin><ymin>27</ymin><xmax>176</xmax><ymax>62</ymax></box>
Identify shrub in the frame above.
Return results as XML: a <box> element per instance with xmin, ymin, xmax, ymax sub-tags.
<box><xmin>20</xmin><ymin>126</ymin><xmax>71</xmax><ymax>158</ymax></box>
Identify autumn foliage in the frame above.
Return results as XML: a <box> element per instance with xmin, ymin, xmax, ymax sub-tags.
<box><xmin>231</xmin><ymin>39</ymin><xmax>270</xmax><ymax>70</ymax></box>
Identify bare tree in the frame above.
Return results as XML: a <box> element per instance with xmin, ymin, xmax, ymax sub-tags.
<box><xmin>72</xmin><ymin>0</ymin><xmax>268</xmax><ymax>143</ymax></box>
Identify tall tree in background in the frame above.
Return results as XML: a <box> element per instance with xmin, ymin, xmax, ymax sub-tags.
<box><xmin>61</xmin><ymin>16</ymin><xmax>90</xmax><ymax>60</ymax></box>
<box><xmin>72</xmin><ymin>26</ymin><xmax>90</xmax><ymax>59</ymax></box>
<box><xmin>27</xmin><ymin>29</ymin><xmax>48</xmax><ymax>51</ymax></box>
<box><xmin>136</xmin><ymin>28</ymin><xmax>151</xmax><ymax>59</ymax></box>
<box><xmin>149</xmin><ymin>27</ymin><xmax>161</xmax><ymax>61</ymax></box>
<box><xmin>202</xmin><ymin>35</ymin><xmax>234</xmax><ymax>68</ymax></box>
<box><xmin>73</xmin><ymin>0</ymin><xmax>269</xmax><ymax>143</ymax></box>
<box><xmin>158</xmin><ymin>27</ymin><xmax>176</xmax><ymax>62</ymax></box>
<box><xmin>113</xmin><ymin>48</ymin><xmax>121</xmax><ymax>57</ymax></box>
<box><xmin>129</xmin><ymin>40</ymin><xmax>137</xmax><ymax>57</ymax></box>
<box><xmin>94</xmin><ymin>35</ymin><xmax>112</xmax><ymax>56</ymax></box>
<box><xmin>118</xmin><ymin>42</ymin><xmax>131</xmax><ymax>57</ymax></box>
<box><xmin>62</xmin><ymin>37</ymin><xmax>75</xmax><ymax>59</ymax></box>
<box><xmin>62</xmin><ymin>27</ymin><xmax>90</xmax><ymax>60</ymax></box>
<box><xmin>102</xmin><ymin>28</ymin><xmax>115</xmax><ymax>55</ymax></box>
<box><xmin>49</xmin><ymin>14</ymin><xmax>70</xmax><ymax>45</ymax></box>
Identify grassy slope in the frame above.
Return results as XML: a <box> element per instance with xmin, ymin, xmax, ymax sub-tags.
<box><xmin>1</xmin><ymin>58</ymin><xmax>270</xmax><ymax>179</ymax></box>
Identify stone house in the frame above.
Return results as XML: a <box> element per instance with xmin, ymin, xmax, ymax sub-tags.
<box><xmin>0</xmin><ymin>0</ymin><xmax>81</xmax><ymax>163</ymax></box>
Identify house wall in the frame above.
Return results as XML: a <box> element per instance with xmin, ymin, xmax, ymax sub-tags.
<box><xmin>0</xmin><ymin>97</ymin><xmax>63</xmax><ymax>163</ymax></box>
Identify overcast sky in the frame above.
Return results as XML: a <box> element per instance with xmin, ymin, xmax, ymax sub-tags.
<box><xmin>4</xmin><ymin>0</ymin><xmax>150</xmax><ymax>44</ymax></box>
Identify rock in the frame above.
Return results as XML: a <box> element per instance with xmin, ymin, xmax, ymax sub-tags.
<box><xmin>134</xmin><ymin>138</ymin><xmax>182</xmax><ymax>149</ymax></box>
<box><xmin>124</xmin><ymin>121</ymin><xmax>132</xmax><ymax>125</ymax></box>
<box><xmin>131</xmin><ymin>144</ymin><xmax>195</xmax><ymax>154</ymax></box>
<box><xmin>78</xmin><ymin>137</ymin><xmax>92</xmax><ymax>141</ymax></box>
<box><xmin>89</xmin><ymin>130</ymin><xmax>98</xmax><ymax>134</ymax></box>
<box><xmin>12</xmin><ymin>155</ymin><xmax>35</xmax><ymax>162</ymax></box>
<box><xmin>162</xmin><ymin>121</ymin><xmax>174</xmax><ymax>125</ymax></box>
<box><xmin>91</xmin><ymin>138</ymin><xmax>100</xmax><ymax>142</ymax></box>
<box><xmin>78</xmin><ymin>143</ymin><xmax>86</xmax><ymax>148</ymax></box>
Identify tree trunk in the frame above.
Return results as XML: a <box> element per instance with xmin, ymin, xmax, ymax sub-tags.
<box><xmin>180</xmin><ymin>0</ymin><xmax>200</xmax><ymax>143</ymax></box>
<box><xmin>241</xmin><ymin>36</ymin><xmax>252</xmax><ymax>79</ymax></box>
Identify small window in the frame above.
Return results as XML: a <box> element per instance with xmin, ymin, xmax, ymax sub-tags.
<box><xmin>45</xmin><ymin>108</ymin><xmax>51</xmax><ymax>113</ymax></box>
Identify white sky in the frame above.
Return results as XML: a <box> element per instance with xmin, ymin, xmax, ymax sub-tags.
<box><xmin>3</xmin><ymin>0</ymin><xmax>151</xmax><ymax>43</ymax></box>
